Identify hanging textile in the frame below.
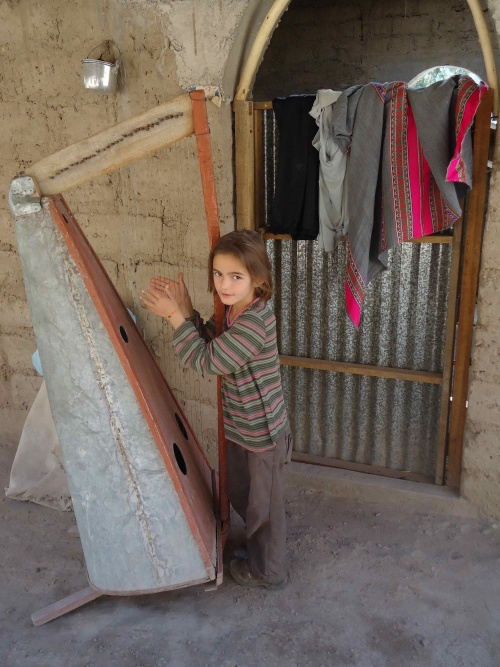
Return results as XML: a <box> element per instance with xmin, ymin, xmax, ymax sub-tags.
<box><xmin>330</xmin><ymin>84</ymin><xmax>363</xmax><ymax>154</ymax></box>
<box><xmin>269</xmin><ymin>95</ymin><xmax>319</xmax><ymax>239</ymax></box>
<box><xmin>343</xmin><ymin>75</ymin><xmax>487</xmax><ymax>327</ymax></box>
<box><xmin>309</xmin><ymin>89</ymin><xmax>347</xmax><ymax>252</ymax></box>
<box><xmin>339</xmin><ymin>83</ymin><xmax>388</xmax><ymax>323</ymax></box>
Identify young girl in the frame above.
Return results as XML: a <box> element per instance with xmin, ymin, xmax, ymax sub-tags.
<box><xmin>140</xmin><ymin>230</ymin><xmax>292</xmax><ymax>590</ymax></box>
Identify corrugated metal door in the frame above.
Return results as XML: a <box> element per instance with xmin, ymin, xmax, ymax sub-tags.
<box><xmin>256</xmin><ymin>105</ymin><xmax>459</xmax><ymax>483</ymax></box>
<box><xmin>268</xmin><ymin>239</ymin><xmax>450</xmax><ymax>482</ymax></box>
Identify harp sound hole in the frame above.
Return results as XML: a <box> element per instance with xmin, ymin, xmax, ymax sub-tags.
<box><xmin>173</xmin><ymin>443</ymin><xmax>187</xmax><ymax>475</ymax></box>
<box><xmin>119</xmin><ymin>326</ymin><xmax>128</xmax><ymax>343</ymax></box>
<box><xmin>175</xmin><ymin>413</ymin><xmax>188</xmax><ymax>440</ymax></box>
<box><xmin>62</xmin><ymin>213</ymin><xmax>70</xmax><ymax>224</ymax></box>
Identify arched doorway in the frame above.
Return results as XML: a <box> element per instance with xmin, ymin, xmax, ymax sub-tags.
<box><xmin>231</xmin><ymin>0</ymin><xmax>497</xmax><ymax>488</ymax></box>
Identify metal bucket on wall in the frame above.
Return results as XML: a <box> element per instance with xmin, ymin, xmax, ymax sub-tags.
<box><xmin>82</xmin><ymin>41</ymin><xmax>121</xmax><ymax>94</ymax></box>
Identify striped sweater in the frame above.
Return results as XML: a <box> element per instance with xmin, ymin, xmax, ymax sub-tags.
<box><xmin>172</xmin><ymin>299</ymin><xmax>288</xmax><ymax>451</ymax></box>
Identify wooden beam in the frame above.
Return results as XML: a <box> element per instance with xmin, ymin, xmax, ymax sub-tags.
<box><xmin>190</xmin><ymin>91</ymin><xmax>221</xmax><ymax>250</ymax></box>
<box><xmin>262</xmin><ymin>231</ymin><xmax>293</xmax><ymax>240</ymax></box>
<box><xmin>261</xmin><ymin>230</ymin><xmax>451</xmax><ymax>243</ymax></box>
<box><xmin>27</xmin><ymin>93</ymin><xmax>194</xmax><ymax>195</ymax></box>
<box><xmin>446</xmin><ymin>89</ymin><xmax>494</xmax><ymax>489</ymax></box>
<box><xmin>234</xmin><ymin>100</ymin><xmax>255</xmax><ymax>230</ymax></box>
<box><xmin>254</xmin><ymin>110</ymin><xmax>265</xmax><ymax>230</ymax></box>
<box><xmin>435</xmin><ymin>220</ymin><xmax>463</xmax><ymax>485</ymax></box>
<box><xmin>292</xmin><ymin>452</ymin><xmax>434</xmax><ymax>484</ymax></box>
<box><xmin>32</xmin><ymin>587</ymin><xmax>103</xmax><ymax>626</ymax></box>
<box><xmin>253</xmin><ymin>101</ymin><xmax>274</xmax><ymax>110</ymax></box>
<box><xmin>189</xmin><ymin>91</ymin><xmax>229</xmax><ymax>537</ymax></box>
<box><xmin>408</xmin><ymin>235</ymin><xmax>453</xmax><ymax>244</ymax></box>
<box><xmin>279</xmin><ymin>354</ymin><xmax>443</xmax><ymax>385</ymax></box>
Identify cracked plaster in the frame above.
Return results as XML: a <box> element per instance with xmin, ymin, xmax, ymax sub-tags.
<box><xmin>116</xmin><ymin>0</ymin><xmax>251</xmax><ymax>95</ymax></box>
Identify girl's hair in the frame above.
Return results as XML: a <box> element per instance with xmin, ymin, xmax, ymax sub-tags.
<box><xmin>208</xmin><ymin>230</ymin><xmax>273</xmax><ymax>302</ymax></box>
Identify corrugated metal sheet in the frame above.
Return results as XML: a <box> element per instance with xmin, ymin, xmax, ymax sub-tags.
<box><xmin>267</xmin><ymin>241</ymin><xmax>450</xmax><ymax>478</ymax></box>
<box><xmin>261</xmin><ymin>109</ymin><xmax>451</xmax><ymax>478</ymax></box>
<box><xmin>281</xmin><ymin>368</ymin><xmax>442</xmax><ymax>474</ymax></box>
<box><xmin>268</xmin><ymin>240</ymin><xmax>451</xmax><ymax>373</ymax></box>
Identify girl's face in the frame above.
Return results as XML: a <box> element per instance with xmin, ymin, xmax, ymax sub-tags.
<box><xmin>212</xmin><ymin>253</ymin><xmax>260</xmax><ymax>315</ymax></box>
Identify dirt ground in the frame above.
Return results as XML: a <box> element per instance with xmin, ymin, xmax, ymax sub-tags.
<box><xmin>1</xmin><ymin>442</ymin><xmax>500</xmax><ymax>667</ymax></box>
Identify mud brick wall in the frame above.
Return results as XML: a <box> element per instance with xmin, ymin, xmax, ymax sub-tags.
<box><xmin>462</xmin><ymin>0</ymin><xmax>500</xmax><ymax>514</ymax></box>
<box><xmin>0</xmin><ymin>0</ymin><xmax>236</xmax><ymax>464</ymax></box>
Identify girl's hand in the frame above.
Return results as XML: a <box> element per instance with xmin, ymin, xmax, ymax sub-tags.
<box><xmin>150</xmin><ymin>273</ymin><xmax>194</xmax><ymax>318</ymax></box>
<box><xmin>140</xmin><ymin>284</ymin><xmax>180</xmax><ymax>320</ymax></box>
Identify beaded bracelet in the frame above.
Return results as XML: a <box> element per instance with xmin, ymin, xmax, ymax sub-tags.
<box><xmin>167</xmin><ymin>309</ymin><xmax>178</xmax><ymax>320</ymax></box>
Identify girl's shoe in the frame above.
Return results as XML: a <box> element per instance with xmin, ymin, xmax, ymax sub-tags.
<box><xmin>233</xmin><ymin>545</ymin><xmax>248</xmax><ymax>560</ymax></box>
<box><xmin>229</xmin><ymin>558</ymin><xmax>287</xmax><ymax>590</ymax></box>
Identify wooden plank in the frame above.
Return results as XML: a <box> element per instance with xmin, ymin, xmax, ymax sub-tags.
<box><xmin>190</xmin><ymin>91</ymin><xmax>221</xmax><ymax>248</ymax></box>
<box><xmin>254</xmin><ymin>110</ymin><xmax>265</xmax><ymax>231</ymax></box>
<box><xmin>292</xmin><ymin>452</ymin><xmax>434</xmax><ymax>484</ymax></box>
<box><xmin>234</xmin><ymin>100</ymin><xmax>255</xmax><ymax>230</ymax></box>
<box><xmin>27</xmin><ymin>93</ymin><xmax>194</xmax><ymax>195</ymax></box>
<box><xmin>435</xmin><ymin>218</ymin><xmax>463</xmax><ymax>485</ymax></box>
<box><xmin>205</xmin><ymin>472</ymin><xmax>223</xmax><ymax>592</ymax></box>
<box><xmin>254</xmin><ymin>101</ymin><xmax>274</xmax><ymax>110</ymax></box>
<box><xmin>408</xmin><ymin>235</ymin><xmax>453</xmax><ymax>244</ymax></box>
<box><xmin>262</xmin><ymin>232</ymin><xmax>293</xmax><ymax>240</ymax></box>
<box><xmin>280</xmin><ymin>354</ymin><xmax>443</xmax><ymax>385</ymax></box>
<box><xmin>190</xmin><ymin>91</ymin><xmax>229</xmax><ymax>537</ymax></box>
<box><xmin>262</xmin><ymin>231</ymin><xmax>451</xmax><ymax>243</ymax></box>
<box><xmin>235</xmin><ymin>101</ymin><xmax>255</xmax><ymax>228</ymax></box>
<box><xmin>446</xmin><ymin>88</ymin><xmax>494</xmax><ymax>489</ymax></box>
<box><xmin>32</xmin><ymin>587</ymin><xmax>103</xmax><ymax>626</ymax></box>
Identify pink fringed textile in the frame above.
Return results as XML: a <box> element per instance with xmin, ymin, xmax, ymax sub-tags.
<box><xmin>344</xmin><ymin>77</ymin><xmax>487</xmax><ymax>328</ymax></box>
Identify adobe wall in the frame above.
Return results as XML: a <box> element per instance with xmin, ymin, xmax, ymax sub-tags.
<box><xmin>463</xmin><ymin>0</ymin><xmax>500</xmax><ymax>519</ymax></box>
<box><xmin>0</xmin><ymin>0</ymin><xmax>242</xmax><ymax>464</ymax></box>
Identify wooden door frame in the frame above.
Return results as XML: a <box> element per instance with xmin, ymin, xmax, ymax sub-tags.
<box><xmin>234</xmin><ymin>89</ymin><xmax>494</xmax><ymax>487</ymax></box>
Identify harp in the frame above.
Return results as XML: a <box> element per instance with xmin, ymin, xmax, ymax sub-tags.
<box><xmin>9</xmin><ymin>91</ymin><xmax>228</xmax><ymax>625</ymax></box>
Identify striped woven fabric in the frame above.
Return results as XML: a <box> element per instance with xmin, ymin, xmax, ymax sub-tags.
<box><xmin>173</xmin><ymin>299</ymin><xmax>289</xmax><ymax>451</ymax></box>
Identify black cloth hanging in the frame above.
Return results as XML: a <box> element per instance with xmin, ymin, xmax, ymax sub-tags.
<box><xmin>269</xmin><ymin>95</ymin><xmax>319</xmax><ymax>240</ymax></box>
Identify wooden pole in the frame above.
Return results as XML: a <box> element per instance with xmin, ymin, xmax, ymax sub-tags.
<box><xmin>279</xmin><ymin>355</ymin><xmax>442</xmax><ymax>385</ymax></box>
<box><xmin>292</xmin><ymin>452</ymin><xmax>434</xmax><ymax>485</ymax></box>
<box><xmin>189</xmin><ymin>91</ymin><xmax>230</xmax><ymax>539</ymax></box>
<box><xmin>32</xmin><ymin>587</ymin><xmax>103</xmax><ymax>626</ymax></box>
<box><xmin>446</xmin><ymin>89</ymin><xmax>494</xmax><ymax>489</ymax></box>
<box><xmin>435</xmin><ymin>217</ymin><xmax>464</xmax><ymax>485</ymax></box>
<box><xmin>253</xmin><ymin>109</ymin><xmax>266</xmax><ymax>230</ymax></box>
<box><xmin>234</xmin><ymin>100</ymin><xmax>255</xmax><ymax>230</ymax></box>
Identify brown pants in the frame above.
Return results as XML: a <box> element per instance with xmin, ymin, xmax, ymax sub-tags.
<box><xmin>226</xmin><ymin>429</ymin><xmax>293</xmax><ymax>585</ymax></box>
